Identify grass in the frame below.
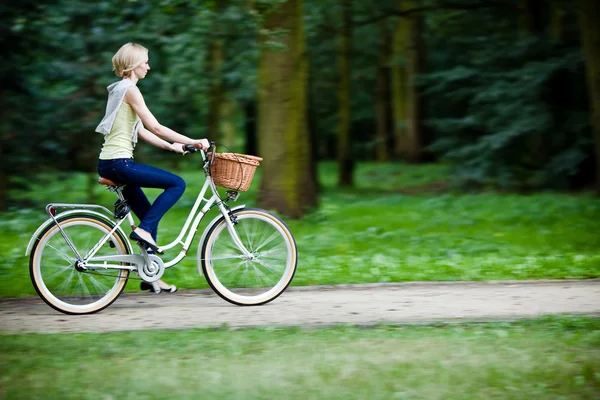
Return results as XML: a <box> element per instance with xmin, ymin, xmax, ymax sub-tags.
<box><xmin>1</xmin><ymin>161</ymin><xmax>599</xmax><ymax>298</ymax></box>
<box><xmin>1</xmin><ymin>316</ymin><xmax>599</xmax><ymax>399</ymax></box>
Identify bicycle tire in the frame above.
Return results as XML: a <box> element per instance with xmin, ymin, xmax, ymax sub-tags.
<box><xmin>29</xmin><ymin>215</ymin><xmax>130</xmax><ymax>314</ymax></box>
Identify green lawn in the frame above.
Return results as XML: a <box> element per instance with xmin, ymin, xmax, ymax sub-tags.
<box><xmin>1</xmin><ymin>162</ymin><xmax>599</xmax><ymax>298</ymax></box>
<box><xmin>1</xmin><ymin>317</ymin><xmax>599</xmax><ymax>399</ymax></box>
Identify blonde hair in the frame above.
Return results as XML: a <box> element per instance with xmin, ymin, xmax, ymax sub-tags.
<box><xmin>112</xmin><ymin>43</ymin><xmax>148</xmax><ymax>78</ymax></box>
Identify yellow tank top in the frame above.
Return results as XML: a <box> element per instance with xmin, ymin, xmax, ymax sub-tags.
<box><xmin>99</xmin><ymin>103</ymin><xmax>140</xmax><ymax>160</ymax></box>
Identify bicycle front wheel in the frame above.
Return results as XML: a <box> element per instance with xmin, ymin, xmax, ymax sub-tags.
<box><xmin>200</xmin><ymin>208</ymin><xmax>297</xmax><ymax>306</ymax></box>
<box><xmin>30</xmin><ymin>215</ymin><xmax>130</xmax><ymax>314</ymax></box>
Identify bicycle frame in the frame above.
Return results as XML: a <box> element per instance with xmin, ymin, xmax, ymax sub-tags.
<box><xmin>30</xmin><ymin>150</ymin><xmax>253</xmax><ymax>272</ymax></box>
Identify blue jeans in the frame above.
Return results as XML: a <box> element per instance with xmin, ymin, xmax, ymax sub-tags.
<box><xmin>97</xmin><ymin>158</ymin><xmax>186</xmax><ymax>241</ymax></box>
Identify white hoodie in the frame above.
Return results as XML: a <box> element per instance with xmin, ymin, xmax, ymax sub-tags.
<box><xmin>95</xmin><ymin>79</ymin><xmax>141</xmax><ymax>144</ymax></box>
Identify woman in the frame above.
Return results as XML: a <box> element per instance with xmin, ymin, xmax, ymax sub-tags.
<box><xmin>96</xmin><ymin>42</ymin><xmax>209</xmax><ymax>293</ymax></box>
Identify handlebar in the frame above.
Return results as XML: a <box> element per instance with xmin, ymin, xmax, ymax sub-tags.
<box><xmin>183</xmin><ymin>141</ymin><xmax>215</xmax><ymax>154</ymax></box>
<box><xmin>183</xmin><ymin>141</ymin><xmax>216</xmax><ymax>168</ymax></box>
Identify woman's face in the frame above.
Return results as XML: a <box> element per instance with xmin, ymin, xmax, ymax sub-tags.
<box><xmin>133</xmin><ymin>57</ymin><xmax>150</xmax><ymax>79</ymax></box>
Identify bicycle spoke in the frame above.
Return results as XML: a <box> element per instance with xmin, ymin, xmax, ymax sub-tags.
<box><xmin>258</xmin><ymin>244</ymin><xmax>288</xmax><ymax>259</ymax></box>
<box><xmin>215</xmin><ymin>239</ymin><xmax>240</xmax><ymax>253</ymax></box>
<box><xmin>77</xmin><ymin>274</ymin><xmax>92</xmax><ymax>299</ymax></box>
<box><xmin>46</xmin><ymin>242</ymin><xmax>76</xmax><ymax>264</ymax></box>
<box><xmin>206</xmin><ymin>253</ymin><xmax>243</xmax><ymax>262</ymax></box>
<box><xmin>253</xmin><ymin>230</ymin><xmax>284</xmax><ymax>253</ymax></box>
<box><xmin>88</xmin><ymin>274</ymin><xmax>112</xmax><ymax>295</ymax></box>
<box><xmin>252</xmin><ymin>258</ymin><xmax>281</xmax><ymax>274</ymax></box>
<box><xmin>44</xmin><ymin>264</ymin><xmax>72</xmax><ymax>283</ymax></box>
<box><xmin>81</xmin><ymin>231</ymin><xmax>98</xmax><ymax>255</ymax></box>
<box><xmin>215</xmin><ymin>260</ymin><xmax>246</xmax><ymax>278</ymax></box>
<box><xmin>248</xmin><ymin>263</ymin><xmax>271</xmax><ymax>285</ymax></box>
<box><xmin>240</xmin><ymin>220</ymin><xmax>255</xmax><ymax>250</ymax></box>
<box><xmin>55</xmin><ymin>268</ymin><xmax>76</xmax><ymax>295</ymax></box>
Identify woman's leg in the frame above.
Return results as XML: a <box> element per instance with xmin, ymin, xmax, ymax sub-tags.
<box><xmin>122</xmin><ymin>185</ymin><xmax>157</xmax><ymax>241</ymax></box>
<box><xmin>108</xmin><ymin>159</ymin><xmax>186</xmax><ymax>235</ymax></box>
<box><xmin>99</xmin><ymin>160</ymin><xmax>157</xmax><ymax>240</ymax></box>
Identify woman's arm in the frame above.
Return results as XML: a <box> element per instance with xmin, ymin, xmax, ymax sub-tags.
<box><xmin>138</xmin><ymin>126</ymin><xmax>185</xmax><ymax>153</ymax></box>
<box><xmin>125</xmin><ymin>86</ymin><xmax>208</xmax><ymax>148</ymax></box>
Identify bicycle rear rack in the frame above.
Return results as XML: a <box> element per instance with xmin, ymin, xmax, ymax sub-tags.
<box><xmin>45</xmin><ymin>203</ymin><xmax>119</xmax><ymax>261</ymax></box>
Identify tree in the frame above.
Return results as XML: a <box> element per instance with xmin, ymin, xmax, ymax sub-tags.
<box><xmin>0</xmin><ymin>0</ymin><xmax>62</xmax><ymax>210</ymax></box>
<box><xmin>518</xmin><ymin>0</ymin><xmax>545</xmax><ymax>35</ymax></box>
<box><xmin>337</xmin><ymin>0</ymin><xmax>354</xmax><ymax>185</ymax></box>
<box><xmin>404</xmin><ymin>2</ymin><xmax>426</xmax><ymax>162</ymax></box>
<box><xmin>423</xmin><ymin>2</ymin><xmax>590</xmax><ymax>190</ymax></box>
<box><xmin>391</xmin><ymin>0</ymin><xmax>409</xmax><ymax>160</ymax></box>
<box><xmin>206</xmin><ymin>0</ymin><xmax>227</xmax><ymax>144</ymax></box>
<box><xmin>578</xmin><ymin>0</ymin><xmax>600</xmax><ymax>193</ymax></box>
<box><xmin>375</xmin><ymin>20</ymin><xmax>392</xmax><ymax>162</ymax></box>
<box><xmin>549</xmin><ymin>0</ymin><xmax>567</xmax><ymax>41</ymax></box>
<box><xmin>391</xmin><ymin>0</ymin><xmax>426</xmax><ymax>163</ymax></box>
<box><xmin>257</xmin><ymin>0</ymin><xmax>318</xmax><ymax>217</ymax></box>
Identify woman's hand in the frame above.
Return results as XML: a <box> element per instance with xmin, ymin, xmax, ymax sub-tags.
<box><xmin>170</xmin><ymin>142</ymin><xmax>186</xmax><ymax>154</ymax></box>
<box><xmin>192</xmin><ymin>139</ymin><xmax>210</xmax><ymax>150</ymax></box>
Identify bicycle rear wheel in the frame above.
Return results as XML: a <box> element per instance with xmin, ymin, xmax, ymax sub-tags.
<box><xmin>30</xmin><ymin>215</ymin><xmax>130</xmax><ymax>314</ymax></box>
<box><xmin>200</xmin><ymin>208</ymin><xmax>297</xmax><ymax>305</ymax></box>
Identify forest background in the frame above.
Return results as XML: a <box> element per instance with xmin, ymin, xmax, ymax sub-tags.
<box><xmin>2</xmin><ymin>0</ymin><xmax>600</xmax><ymax>217</ymax></box>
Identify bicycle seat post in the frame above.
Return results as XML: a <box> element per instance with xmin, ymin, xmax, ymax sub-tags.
<box><xmin>115</xmin><ymin>186</ymin><xmax>126</xmax><ymax>202</ymax></box>
<box><xmin>98</xmin><ymin>177</ymin><xmax>131</xmax><ymax>221</ymax></box>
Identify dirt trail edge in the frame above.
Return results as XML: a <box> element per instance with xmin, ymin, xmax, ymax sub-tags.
<box><xmin>1</xmin><ymin>280</ymin><xmax>598</xmax><ymax>334</ymax></box>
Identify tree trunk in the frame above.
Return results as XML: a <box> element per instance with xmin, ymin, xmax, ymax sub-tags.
<box><xmin>207</xmin><ymin>1</ymin><xmax>226</xmax><ymax>143</ymax></box>
<box><xmin>392</xmin><ymin>0</ymin><xmax>426</xmax><ymax>163</ymax></box>
<box><xmin>85</xmin><ymin>74</ymin><xmax>98</xmax><ymax>203</ymax></box>
<box><xmin>520</xmin><ymin>0</ymin><xmax>547</xmax><ymax>168</ymax></box>
<box><xmin>243</xmin><ymin>101</ymin><xmax>258</xmax><ymax>156</ymax></box>
<box><xmin>257</xmin><ymin>0</ymin><xmax>317</xmax><ymax>217</ymax></box>
<box><xmin>391</xmin><ymin>0</ymin><xmax>409</xmax><ymax>159</ymax></box>
<box><xmin>405</xmin><ymin>7</ymin><xmax>425</xmax><ymax>163</ymax></box>
<box><xmin>337</xmin><ymin>0</ymin><xmax>354</xmax><ymax>186</ymax></box>
<box><xmin>578</xmin><ymin>0</ymin><xmax>600</xmax><ymax>193</ymax></box>
<box><xmin>549</xmin><ymin>0</ymin><xmax>566</xmax><ymax>41</ymax></box>
<box><xmin>392</xmin><ymin>0</ymin><xmax>427</xmax><ymax>162</ymax></box>
<box><xmin>307</xmin><ymin>58</ymin><xmax>320</xmax><ymax>192</ymax></box>
<box><xmin>0</xmin><ymin>90</ymin><xmax>7</xmax><ymax>210</ymax></box>
<box><xmin>86</xmin><ymin>172</ymin><xmax>96</xmax><ymax>204</ymax></box>
<box><xmin>375</xmin><ymin>20</ymin><xmax>391</xmax><ymax>163</ymax></box>
<box><xmin>519</xmin><ymin>0</ymin><xmax>535</xmax><ymax>34</ymax></box>
<box><xmin>519</xmin><ymin>0</ymin><xmax>545</xmax><ymax>36</ymax></box>
<box><xmin>220</xmin><ymin>98</ymin><xmax>237</xmax><ymax>151</ymax></box>
<box><xmin>0</xmin><ymin>162</ymin><xmax>6</xmax><ymax>211</ymax></box>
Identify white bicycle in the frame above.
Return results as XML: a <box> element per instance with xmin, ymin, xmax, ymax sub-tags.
<box><xmin>25</xmin><ymin>144</ymin><xmax>298</xmax><ymax>314</ymax></box>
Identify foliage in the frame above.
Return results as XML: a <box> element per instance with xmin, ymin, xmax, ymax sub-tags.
<box><xmin>2</xmin><ymin>0</ymin><xmax>262</xmax><ymax>207</ymax></box>
<box><xmin>423</xmin><ymin>6</ymin><xmax>592</xmax><ymax>190</ymax></box>
<box><xmin>1</xmin><ymin>1</ymin><xmax>60</xmax><ymax>204</ymax></box>
<box><xmin>2</xmin><ymin>317</ymin><xmax>600</xmax><ymax>399</ymax></box>
<box><xmin>1</xmin><ymin>0</ymin><xmax>597</xmax><ymax>210</ymax></box>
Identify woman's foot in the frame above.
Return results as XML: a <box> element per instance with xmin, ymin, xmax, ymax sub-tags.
<box><xmin>130</xmin><ymin>228</ymin><xmax>162</xmax><ymax>254</ymax></box>
<box><xmin>140</xmin><ymin>279</ymin><xmax>177</xmax><ymax>294</ymax></box>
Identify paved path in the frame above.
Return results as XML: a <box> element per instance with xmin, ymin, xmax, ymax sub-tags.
<box><xmin>1</xmin><ymin>280</ymin><xmax>598</xmax><ymax>334</ymax></box>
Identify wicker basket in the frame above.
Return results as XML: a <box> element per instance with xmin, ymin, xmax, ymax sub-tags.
<box><xmin>209</xmin><ymin>153</ymin><xmax>263</xmax><ymax>192</ymax></box>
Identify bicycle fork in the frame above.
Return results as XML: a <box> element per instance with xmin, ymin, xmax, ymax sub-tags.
<box><xmin>221</xmin><ymin>204</ymin><xmax>254</xmax><ymax>260</ymax></box>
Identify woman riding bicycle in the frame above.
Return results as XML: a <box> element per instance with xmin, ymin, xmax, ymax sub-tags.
<box><xmin>96</xmin><ymin>42</ymin><xmax>209</xmax><ymax>293</ymax></box>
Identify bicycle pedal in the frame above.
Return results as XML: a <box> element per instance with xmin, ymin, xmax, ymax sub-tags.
<box><xmin>135</xmin><ymin>240</ymin><xmax>164</xmax><ymax>255</ymax></box>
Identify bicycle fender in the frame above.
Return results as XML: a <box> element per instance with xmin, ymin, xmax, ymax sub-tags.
<box><xmin>196</xmin><ymin>204</ymin><xmax>246</xmax><ymax>276</ymax></box>
<box><xmin>25</xmin><ymin>210</ymin><xmax>134</xmax><ymax>256</ymax></box>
